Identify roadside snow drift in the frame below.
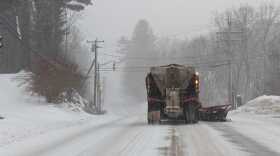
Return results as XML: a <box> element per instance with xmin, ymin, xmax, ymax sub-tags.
<box><xmin>0</xmin><ymin>72</ymin><xmax>93</xmax><ymax>147</ymax></box>
<box><xmin>227</xmin><ymin>95</ymin><xmax>280</xmax><ymax>155</ymax></box>
<box><xmin>237</xmin><ymin>95</ymin><xmax>280</xmax><ymax>114</ymax></box>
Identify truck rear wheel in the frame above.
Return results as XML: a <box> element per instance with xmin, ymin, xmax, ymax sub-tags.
<box><xmin>184</xmin><ymin>105</ymin><xmax>190</xmax><ymax>124</ymax></box>
<box><xmin>184</xmin><ymin>104</ymin><xmax>198</xmax><ymax>124</ymax></box>
<box><xmin>148</xmin><ymin>110</ymin><xmax>161</xmax><ymax>125</ymax></box>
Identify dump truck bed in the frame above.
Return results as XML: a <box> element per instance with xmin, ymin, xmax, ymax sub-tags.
<box><xmin>150</xmin><ymin>64</ymin><xmax>195</xmax><ymax>96</ymax></box>
<box><xmin>146</xmin><ymin>64</ymin><xmax>200</xmax><ymax>124</ymax></box>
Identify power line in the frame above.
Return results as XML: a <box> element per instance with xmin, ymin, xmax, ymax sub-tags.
<box><xmin>100</xmin><ymin>52</ymin><xmax>124</xmax><ymax>58</ymax></box>
<box><xmin>99</xmin><ymin>61</ymin><xmax>231</xmax><ymax>71</ymax></box>
<box><xmin>100</xmin><ymin>49</ymin><xmax>231</xmax><ymax>60</ymax></box>
<box><xmin>99</xmin><ymin>51</ymin><xmax>269</xmax><ymax>70</ymax></box>
<box><xmin>97</xmin><ymin>50</ymin><xmax>268</xmax><ymax>73</ymax></box>
<box><xmin>93</xmin><ymin>52</ymin><xmax>268</xmax><ymax>73</ymax></box>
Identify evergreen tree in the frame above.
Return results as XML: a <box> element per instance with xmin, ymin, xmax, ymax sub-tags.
<box><xmin>121</xmin><ymin>19</ymin><xmax>158</xmax><ymax>102</ymax></box>
<box><xmin>32</xmin><ymin>0</ymin><xmax>92</xmax><ymax>59</ymax></box>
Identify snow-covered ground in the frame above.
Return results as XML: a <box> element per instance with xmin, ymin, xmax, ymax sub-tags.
<box><xmin>1</xmin><ymin>72</ymin><xmax>280</xmax><ymax>156</ymax></box>
<box><xmin>226</xmin><ymin>95</ymin><xmax>280</xmax><ymax>155</ymax></box>
<box><xmin>0</xmin><ymin>73</ymin><xmax>115</xmax><ymax>149</ymax></box>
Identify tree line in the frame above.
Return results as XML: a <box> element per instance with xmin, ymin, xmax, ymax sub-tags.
<box><xmin>119</xmin><ymin>2</ymin><xmax>280</xmax><ymax>105</ymax></box>
<box><xmin>0</xmin><ymin>0</ymin><xmax>93</xmax><ymax>103</ymax></box>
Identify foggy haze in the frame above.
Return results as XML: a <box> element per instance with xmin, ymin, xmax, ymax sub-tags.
<box><xmin>78</xmin><ymin>0</ymin><xmax>278</xmax><ymax>50</ymax></box>
<box><xmin>2</xmin><ymin>1</ymin><xmax>280</xmax><ymax>155</ymax></box>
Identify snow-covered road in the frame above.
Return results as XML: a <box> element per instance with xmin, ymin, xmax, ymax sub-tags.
<box><xmin>3</xmin><ymin>113</ymin><xmax>275</xmax><ymax>156</ymax></box>
<box><xmin>2</xmin><ymin>71</ymin><xmax>280</xmax><ymax>156</ymax></box>
<box><xmin>0</xmin><ymin>115</ymin><xmax>167</xmax><ymax>156</ymax></box>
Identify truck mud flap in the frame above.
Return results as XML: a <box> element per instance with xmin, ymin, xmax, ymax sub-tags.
<box><xmin>148</xmin><ymin>111</ymin><xmax>161</xmax><ymax>124</ymax></box>
<box><xmin>184</xmin><ymin>104</ymin><xmax>198</xmax><ymax>124</ymax></box>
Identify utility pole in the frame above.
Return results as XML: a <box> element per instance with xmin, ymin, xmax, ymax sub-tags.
<box><xmin>227</xmin><ymin>15</ymin><xmax>234</xmax><ymax>109</ymax></box>
<box><xmin>0</xmin><ymin>35</ymin><xmax>3</xmax><ymax>48</ymax></box>
<box><xmin>228</xmin><ymin>60</ymin><xmax>232</xmax><ymax>107</ymax></box>
<box><xmin>102</xmin><ymin>76</ymin><xmax>106</xmax><ymax>109</ymax></box>
<box><xmin>96</xmin><ymin>63</ymin><xmax>102</xmax><ymax>113</ymax></box>
<box><xmin>216</xmin><ymin>15</ymin><xmax>242</xmax><ymax>109</ymax></box>
<box><xmin>64</xmin><ymin>7</ymin><xmax>68</xmax><ymax>59</ymax></box>
<box><xmin>87</xmin><ymin>39</ymin><xmax>104</xmax><ymax>113</ymax></box>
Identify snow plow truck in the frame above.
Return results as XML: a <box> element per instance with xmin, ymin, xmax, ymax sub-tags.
<box><xmin>145</xmin><ymin>64</ymin><xmax>201</xmax><ymax>124</ymax></box>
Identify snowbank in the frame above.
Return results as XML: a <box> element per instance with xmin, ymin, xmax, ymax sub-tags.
<box><xmin>228</xmin><ymin>110</ymin><xmax>280</xmax><ymax>155</ymax></box>
<box><xmin>0</xmin><ymin>71</ymin><xmax>145</xmax><ymax>151</ymax></box>
<box><xmin>235</xmin><ymin>95</ymin><xmax>280</xmax><ymax>115</ymax></box>
<box><xmin>0</xmin><ymin>72</ymin><xmax>93</xmax><ymax>147</ymax></box>
<box><xmin>225</xmin><ymin>96</ymin><xmax>280</xmax><ymax>155</ymax></box>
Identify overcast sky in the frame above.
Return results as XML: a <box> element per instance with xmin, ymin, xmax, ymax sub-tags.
<box><xmin>78</xmin><ymin>0</ymin><xmax>278</xmax><ymax>52</ymax></box>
